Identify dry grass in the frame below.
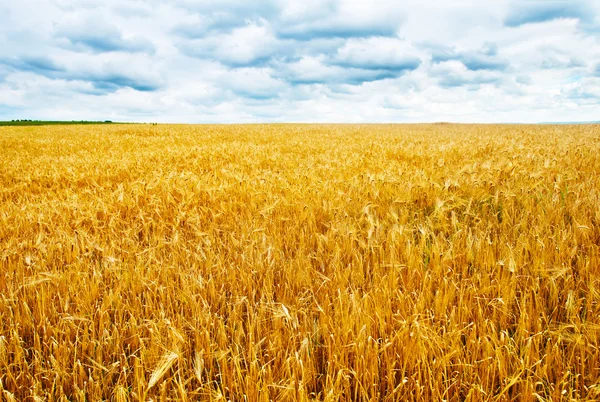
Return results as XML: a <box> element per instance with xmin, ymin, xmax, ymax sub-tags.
<box><xmin>1</xmin><ymin>123</ymin><xmax>599</xmax><ymax>401</ymax></box>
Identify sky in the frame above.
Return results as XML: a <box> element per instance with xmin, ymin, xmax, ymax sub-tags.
<box><xmin>0</xmin><ymin>0</ymin><xmax>599</xmax><ymax>123</ymax></box>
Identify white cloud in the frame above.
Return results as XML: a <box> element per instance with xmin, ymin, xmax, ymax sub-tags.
<box><xmin>220</xmin><ymin>67</ymin><xmax>287</xmax><ymax>99</ymax></box>
<box><xmin>0</xmin><ymin>0</ymin><xmax>599</xmax><ymax>122</ymax></box>
<box><xmin>280</xmin><ymin>56</ymin><xmax>342</xmax><ymax>84</ymax></box>
<box><xmin>275</xmin><ymin>0</ymin><xmax>405</xmax><ymax>39</ymax></box>
<box><xmin>332</xmin><ymin>37</ymin><xmax>421</xmax><ymax>70</ymax></box>
<box><xmin>178</xmin><ymin>21</ymin><xmax>285</xmax><ymax>66</ymax></box>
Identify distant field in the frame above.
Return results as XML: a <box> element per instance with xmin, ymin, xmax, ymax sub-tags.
<box><xmin>1</xmin><ymin>124</ymin><xmax>599</xmax><ymax>401</ymax></box>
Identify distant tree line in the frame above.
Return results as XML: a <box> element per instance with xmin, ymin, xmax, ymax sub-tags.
<box><xmin>10</xmin><ymin>119</ymin><xmax>112</xmax><ymax>123</ymax></box>
<box><xmin>1</xmin><ymin>120</ymin><xmax>115</xmax><ymax>126</ymax></box>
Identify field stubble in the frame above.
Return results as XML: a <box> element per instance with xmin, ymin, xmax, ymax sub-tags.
<box><xmin>0</xmin><ymin>123</ymin><xmax>599</xmax><ymax>401</ymax></box>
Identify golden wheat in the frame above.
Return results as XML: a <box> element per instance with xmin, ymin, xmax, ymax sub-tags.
<box><xmin>0</xmin><ymin>123</ymin><xmax>599</xmax><ymax>401</ymax></box>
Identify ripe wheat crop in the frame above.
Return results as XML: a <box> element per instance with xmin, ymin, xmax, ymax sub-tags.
<box><xmin>1</xmin><ymin>123</ymin><xmax>599</xmax><ymax>401</ymax></box>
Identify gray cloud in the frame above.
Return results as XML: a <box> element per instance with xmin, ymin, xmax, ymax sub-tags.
<box><xmin>174</xmin><ymin>0</ymin><xmax>280</xmax><ymax>33</ymax></box>
<box><xmin>324</xmin><ymin>37</ymin><xmax>422</xmax><ymax>83</ymax></box>
<box><xmin>332</xmin><ymin>53</ymin><xmax>421</xmax><ymax>72</ymax></box>
<box><xmin>173</xmin><ymin>0</ymin><xmax>403</xmax><ymax>40</ymax></box>
<box><xmin>285</xmin><ymin>68</ymin><xmax>406</xmax><ymax>86</ymax></box>
<box><xmin>55</xmin><ymin>19</ymin><xmax>155</xmax><ymax>54</ymax></box>
<box><xmin>275</xmin><ymin>47</ymin><xmax>420</xmax><ymax>87</ymax></box>
<box><xmin>61</xmin><ymin>33</ymin><xmax>155</xmax><ymax>54</ymax></box>
<box><xmin>429</xmin><ymin>42</ymin><xmax>509</xmax><ymax>72</ymax></box>
<box><xmin>0</xmin><ymin>55</ymin><xmax>163</xmax><ymax>93</ymax></box>
<box><xmin>504</xmin><ymin>1</ymin><xmax>594</xmax><ymax>27</ymax></box>
<box><xmin>0</xmin><ymin>56</ymin><xmax>65</xmax><ymax>75</ymax></box>
<box><xmin>77</xmin><ymin>72</ymin><xmax>163</xmax><ymax>93</ymax></box>
<box><xmin>438</xmin><ymin>73</ymin><xmax>503</xmax><ymax>89</ymax></box>
<box><xmin>430</xmin><ymin>59</ymin><xmax>505</xmax><ymax>89</ymax></box>
<box><xmin>275</xmin><ymin>20</ymin><xmax>400</xmax><ymax>40</ymax></box>
<box><xmin>541</xmin><ymin>57</ymin><xmax>585</xmax><ymax>69</ymax></box>
<box><xmin>561</xmin><ymin>79</ymin><xmax>600</xmax><ymax>104</ymax></box>
<box><xmin>176</xmin><ymin>22</ymin><xmax>287</xmax><ymax>67</ymax></box>
<box><xmin>275</xmin><ymin>0</ymin><xmax>403</xmax><ymax>40</ymax></box>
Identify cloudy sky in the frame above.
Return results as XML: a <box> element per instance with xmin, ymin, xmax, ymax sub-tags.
<box><xmin>1</xmin><ymin>0</ymin><xmax>599</xmax><ymax>123</ymax></box>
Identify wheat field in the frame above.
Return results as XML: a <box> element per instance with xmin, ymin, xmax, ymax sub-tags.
<box><xmin>0</xmin><ymin>123</ymin><xmax>599</xmax><ymax>401</ymax></box>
